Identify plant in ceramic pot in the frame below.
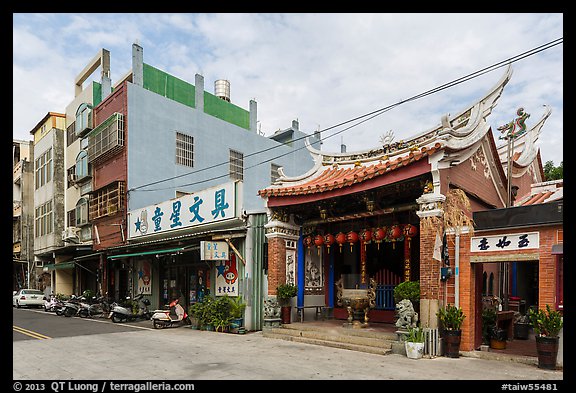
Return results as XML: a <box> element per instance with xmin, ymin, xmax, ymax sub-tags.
<box><xmin>481</xmin><ymin>307</ymin><xmax>497</xmax><ymax>345</ymax></box>
<box><xmin>528</xmin><ymin>305</ymin><xmax>563</xmax><ymax>370</ymax></box>
<box><xmin>437</xmin><ymin>304</ymin><xmax>465</xmax><ymax>358</ymax></box>
<box><xmin>489</xmin><ymin>325</ymin><xmax>508</xmax><ymax>350</ymax></box>
<box><xmin>404</xmin><ymin>325</ymin><xmax>425</xmax><ymax>359</ymax></box>
<box><xmin>230</xmin><ymin>296</ymin><xmax>246</xmax><ymax>331</ymax></box>
<box><xmin>277</xmin><ymin>283</ymin><xmax>297</xmax><ymax>324</ymax></box>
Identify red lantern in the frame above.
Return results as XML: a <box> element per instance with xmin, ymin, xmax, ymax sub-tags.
<box><xmin>403</xmin><ymin>224</ymin><xmax>418</xmax><ymax>248</ymax></box>
<box><xmin>324</xmin><ymin>233</ymin><xmax>335</xmax><ymax>254</ymax></box>
<box><xmin>388</xmin><ymin>225</ymin><xmax>403</xmax><ymax>249</ymax></box>
<box><xmin>372</xmin><ymin>227</ymin><xmax>387</xmax><ymax>250</ymax></box>
<box><xmin>303</xmin><ymin>235</ymin><xmax>313</xmax><ymax>254</ymax></box>
<box><xmin>360</xmin><ymin>229</ymin><xmax>372</xmax><ymax>250</ymax></box>
<box><xmin>346</xmin><ymin>231</ymin><xmax>359</xmax><ymax>252</ymax></box>
<box><xmin>335</xmin><ymin>232</ymin><xmax>347</xmax><ymax>253</ymax></box>
<box><xmin>314</xmin><ymin>234</ymin><xmax>325</xmax><ymax>255</ymax></box>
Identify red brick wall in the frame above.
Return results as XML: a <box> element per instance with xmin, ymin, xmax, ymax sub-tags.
<box><xmin>418</xmin><ymin>218</ymin><xmax>442</xmax><ymax>301</ymax></box>
<box><xmin>458</xmin><ymin>224</ymin><xmax>561</xmax><ymax>351</ymax></box>
<box><xmin>267</xmin><ymin>237</ymin><xmax>286</xmax><ymax>295</ymax></box>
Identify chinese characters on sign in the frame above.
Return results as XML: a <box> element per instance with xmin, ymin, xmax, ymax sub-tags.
<box><xmin>200</xmin><ymin>241</ymin><xmax>229</xmax><ymax>261</ymax></box>
<box><xmin>128</xmin><ymin>182</ymin><xmax>238</xmax><ymax>239</ymax></box>
<box><xmin>470</xmin><ymin>232</ymin><xmax>539</xmax><ymax>252</ymax></box>
<box><xmin>215</xmin><ymin>254</ymin><xmax>239</xmax><ymax>296</ymax></box>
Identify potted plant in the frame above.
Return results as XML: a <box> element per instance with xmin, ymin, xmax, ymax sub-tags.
<box><xmin>404</xmin><ymin>325</ymin><xmax>425</xmax><ymax>359</ymax></box>
<box><xmin>277</xmin><ymin>283</ymin><xmax>298</xmax><ymax>324</ymax></box>
<box><xmin>211</xmin><ymin>296</ymin><xmax>233</xmax><ymax>332</ymax></box>
<box><xmin>393</xmin><ymin>281</ymin><xmax>420</xmax><ymax>315</ymax></box>
<box><xmin>481</xmin><ymin>307</ymin><xmax>497</xmax><ymax>345</ymax></box>
<box><xmin>513</xmin><ymin>312</ymin><xmax>531</xmax><ymax>340</ymax></box>
<box><xmin>528</xmin><ymin>305</ymin><xmax>563</xmax><ymax>370</ymax></box>
<box><xmin>436</xmin><ymin>304</ymin><xmax>465</xmax><ymax>358</ymax></box>
<box><xmin>489</xmin><ymin>325</ymin><xmax>508</xmax><ymax>350</ymax></box>
<box><xmin>229</xmin><ymin>296</ymin><xmax>246</xmax><ymax>331</ymax></box>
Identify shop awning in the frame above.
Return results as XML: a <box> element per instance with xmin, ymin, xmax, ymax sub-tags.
<box><xmin>551</xmin><ymin>244</ymin><xmax>563</xmax><ymax>255</ymax></box>
<box><xmin>107</xmin><ymin>247</ymin><xmax>184</xmax><ymax>260</ymax></box>
<box><xmin>44</xmin><ymin>261</ymin><xmax>76</xmax><ymax>270</ymax></box>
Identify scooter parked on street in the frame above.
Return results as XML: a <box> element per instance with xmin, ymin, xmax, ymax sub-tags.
<box><xmin>150</xmin><ymin>298</ymin><xmax>191</xmax><ymax>329</ymax></box>
<box><xmin>110</xmin><ymin>292</ymin><xmax>152</xmax><ymax>323</ymax></box>
<box><xmin>62</xmin><ymin>295</ymin><xmax>82</xmax><ymax>317</ymax></box>
<box><xmin>44</xmin><ymin>293</ymin><xmax>62</xmax><ymax>312</ymax></box>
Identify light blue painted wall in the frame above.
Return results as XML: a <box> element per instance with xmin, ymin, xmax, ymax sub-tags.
<box><xmin>126</xmin><ymin>83</ymin><xmax>318</xmax><ymax>212</ymax></box>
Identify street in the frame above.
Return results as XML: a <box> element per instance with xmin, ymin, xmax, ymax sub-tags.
<box><xmin>12</xmin><ymin>308</ymin><xmax>565</xmax><ymax>384</ymax></box>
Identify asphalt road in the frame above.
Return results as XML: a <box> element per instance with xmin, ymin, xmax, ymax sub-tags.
<box><xmin>12</xmin><ymin>308</ymin><xmax>566</xmax><ymax>384</ymax></box>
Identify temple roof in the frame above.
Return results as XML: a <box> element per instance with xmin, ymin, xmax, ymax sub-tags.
<box><xmin>258</xmin><ymin>65</ymin><xmax>547</xmax><ymax>202</ymax></box>
<box><xmin>514</xmin><ymin>179</ymin><xmax>563</xmax><ymax>206</ymax></box>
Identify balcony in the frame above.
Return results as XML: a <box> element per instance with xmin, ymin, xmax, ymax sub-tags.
<box><xmin>87</xmin><ymin>113</ymin><xmax>125</xmax><ymax>165</ymax></box>
<box><xmin>13</xmin><ymin>160</ymin><xmax>22</xmax><ymax>184</ymax></box>
<box><xmin>89</xmin><ymin>181</ymin><xmax>126</xmax><ymax>221</ymax></box>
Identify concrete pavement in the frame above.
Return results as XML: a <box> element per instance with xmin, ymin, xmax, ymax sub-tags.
<box><xmin>13</xmin><ymin>322</ymin><xmax>564</xmax><ymax>382</ymax></box>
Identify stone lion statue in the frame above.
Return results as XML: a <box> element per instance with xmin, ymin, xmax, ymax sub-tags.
<box><xmin>395</xmin><ymin>299</ymin><xmax>419</xmax><ymax>329</ymax></box>
<box><xmin>263</xmin><ymin>297</ymin><xmax>281</xmax><ymax>319</ymax></box>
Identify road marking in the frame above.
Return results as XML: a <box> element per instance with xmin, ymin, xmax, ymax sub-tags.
<box><xmin>13</xmin><ymin>325</ymin><xmax>51</xmax><ymax>340</ymax></box>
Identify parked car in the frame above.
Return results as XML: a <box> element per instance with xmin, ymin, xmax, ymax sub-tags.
<box><xmin>13</xmin><ymin>289</ymin><xmax>45</xmax><ymax>308</ymax></box>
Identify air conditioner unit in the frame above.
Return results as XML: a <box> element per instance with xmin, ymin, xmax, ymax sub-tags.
<box><xmin>68</xmin><ymin>173</ymin><xmax>77</xmax><ymax>184</ymax></box>
<box><xmin>62</xmin><ymin>226</ymin><xmax>79</xmax><ymax>241</ymax></box>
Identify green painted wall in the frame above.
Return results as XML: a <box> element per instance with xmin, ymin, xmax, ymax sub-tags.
<box><xmin>142</xmin><ymin>63</ymin><xmax>250</xmax><ymax>130</ymax></box>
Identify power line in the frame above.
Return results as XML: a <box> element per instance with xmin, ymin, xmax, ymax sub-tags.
<box><xmin>129</xmin><ymin>37</ymin><xmax>562</xmax><ymax>193</ymax></box>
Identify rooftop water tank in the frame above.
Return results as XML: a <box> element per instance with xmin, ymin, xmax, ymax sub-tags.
<box><xmin>214</xmin><ymin>79</ymin><xmax>231</xmax><ymax>102</ymax></box>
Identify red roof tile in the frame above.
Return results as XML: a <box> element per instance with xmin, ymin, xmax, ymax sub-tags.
<box><xmin>258</xmin><ymin>143</ymin><xmax>441</xmax><ymax>198</ymax></box>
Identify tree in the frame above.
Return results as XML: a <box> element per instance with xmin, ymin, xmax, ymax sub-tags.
<box><xmin>543</xmin><ymin>161</ymin><xmax>563</xmax><ymax>181</ymax></box>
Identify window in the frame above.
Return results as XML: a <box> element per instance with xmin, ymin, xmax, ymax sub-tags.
<box><xmin>75</xmin><ymin>103</ymin><xmax>93</xmax><ymax>136</ymax></box>
<box><xmin>75</xmin><ymin>198</ymin><xmax>89</xmax><ymax>226</ymax></box>
<box><xmin>176</xmin><ymin>132</ymin><xmax>194</xmax><ymax>167</ymax></box>
<box><xmin>89</xmin><ymin>181</ymin><xmax>125</xmax><ymax>220</ymax></box>
<box><xmin>35</xmin><ymin>148</ymin><xmax>52</xmax><ymax>189</ymax></box>
<box><xmin>271</xmin><ymin>163</ymin><xmax>281</xmax><ymax>184</ymax></box>
<box><xmin>35</xmin><ymin>200</ymin><xmax>53</xmax><ymax>237</ymax></box>
<box><xmin>66</xmin><ymin>122</ymin><xmax>77</xmax><ymax>147</ymax></box>
<box><xmin>229</xmin><ymin>149</ymin><xmax>244</xmax><ymax>181</ymax></box>
<box><xmin>75</xmin><ymin>150</ymin><xmax>89</xmax><ymax>179</ymax></box>
<box><xmin>87</xmin><ymin>113</ymin><xmax>124</xmax><ymax>164</ymax></box>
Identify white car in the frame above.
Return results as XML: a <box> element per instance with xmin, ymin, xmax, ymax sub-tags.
<box><xmin>13</xmin><ymin>289</ymin><xmax>46</xmax><ymax>308</ymax></box>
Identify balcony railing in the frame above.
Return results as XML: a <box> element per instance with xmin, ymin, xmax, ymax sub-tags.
<box><xmin>87</xmin><ymin>113</ymin><xmax>125</xmax><ymax>165</ymax></box>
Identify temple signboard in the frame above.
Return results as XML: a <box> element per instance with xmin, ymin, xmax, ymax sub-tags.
<box><xmin>470</xmin><ymin>232</ymin><xmax>539</xmax><ymax>252</ymax></box>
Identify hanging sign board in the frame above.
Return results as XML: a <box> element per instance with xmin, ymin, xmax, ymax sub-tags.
<box><xmin>200</xmin><ymin>241</ymin><xmax>230</xmax><ymax>261</ymax></box>
<box><xmin>470</xmin><ymin>232</ymin><xmax>539</xmax><ymax>252</ymax></box>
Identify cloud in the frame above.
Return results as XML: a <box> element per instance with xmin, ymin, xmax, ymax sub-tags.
<box><xmin>13</xmin><ymin>13</ymin><xmax>563</xmax><ymax>165</ymax></box>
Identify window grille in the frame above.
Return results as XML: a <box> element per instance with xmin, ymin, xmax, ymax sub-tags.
<box><xmin>176</xmin><ymin>132</ymin><xmax>194</xmax><ymax>167</ymax></box>
<box><xmin>89</xmin><ymin>181</ymin><xmax>126</xmax><ymax>221</ymax></box>
<box><xmin>229</xmin><ymin>149</ymin><xmax>244</xmax><ymax>181</ymax></box>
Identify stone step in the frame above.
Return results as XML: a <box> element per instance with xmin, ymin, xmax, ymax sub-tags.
<box><xmin>262</xmin><ymin>324</ymin><xmax>397</xmax><ymax>356</ymax></box>
<box><xmin>262</xmin><ymin>331</ymin><xmax>393</xmax><ymax>356</ymax></box>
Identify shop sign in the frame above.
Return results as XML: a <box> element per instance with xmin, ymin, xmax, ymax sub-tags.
<box><xmin>470</xmin><ymin>232</ymin><xmax>539</xmax><ymax>252</ymax></box>
<box><xmin>136</xmin><ymin>260</ymin><xmax>152</xmax><ymax>295</ymax></box>
<box><xmin>200</xmin><ymin>241</ymin><xmax>229</xmax><ymax>261</ymax></box>
<box><xmin>128</xmin><ymin>182</ymin><xmax>238</xmax><ymax>239</ymax></box>
<box><xmin>215</xmin><ymin>254</ymin><xmax>239</xmax><ymax>296</ymax></box>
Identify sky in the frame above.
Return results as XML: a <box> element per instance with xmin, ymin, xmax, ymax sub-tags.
<box><xmin>13</xmin><ymin>13</ymin><xmax>563</xmax><ymax>167</ymax></box>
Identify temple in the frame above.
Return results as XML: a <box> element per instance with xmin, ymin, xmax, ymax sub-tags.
<box><xmin>258</xmin><ymin>64</ymin><xmax>561</xmax><ymax>352</ymax></box>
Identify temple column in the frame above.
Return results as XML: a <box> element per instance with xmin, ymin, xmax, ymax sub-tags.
<box><xmin>416</xmin><ymin>189</ymin><xmax>446</xmax><ymax>329</ymax></box>
<box><xmin>264</xmin><ymin>210</ymin><xmax>300</xmax><ymax>296</ymax></box>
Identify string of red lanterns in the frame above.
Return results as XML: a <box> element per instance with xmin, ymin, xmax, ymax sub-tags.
<box><xmin>303</xmin><ymin>224</ymin><xmax>417</xmax><ymax>253</ymax></box>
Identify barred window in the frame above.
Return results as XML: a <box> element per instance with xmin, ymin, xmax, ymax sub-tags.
<box><xmin>176</xmin><ymin>132</ymin><xmax>194</xmax><ymax>167</ymax></box>
<box><xmin>229</xmin><ymin>149</ymin><xmax>244</xmax><ymax>181</ymax></box>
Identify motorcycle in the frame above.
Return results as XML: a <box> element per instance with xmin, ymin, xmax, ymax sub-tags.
<box><xmin>44</xmin><ymin>293</ymin><xmax>62</xmax><ymax>312</ymax></box>
<box><xmin>78</xmin><ymin>296</ymin><xmax>107</xmax><ymax>318</ymax></box>
<box><xmin>62</xmin><ymin>295</ymin><xmax>82</xmax><ymax>317</ymax></box>
<box><xmin>110</xmin><ymin>292</ymin><xmax>152</xmax><ymax>323</ymax></box>
<box><xmin>150</xmin><ymin>298</ymin><xmax>191</xmax><ymax>329</ymax></box>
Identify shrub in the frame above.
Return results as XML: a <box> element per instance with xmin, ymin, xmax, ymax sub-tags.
<box><xmin>437</xmin><ymin>304</ymin><xmax>465</xmax><ymax>331</ymax></box>
<box><xmin>393</xmin><ymin>281</ymin><xmax>420</xmax><ymax>304</ymax></box>
<box><xmin>528</xmin><ymin>304</ymin><xmax>563</xmax><ymax>337</ymax></box>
